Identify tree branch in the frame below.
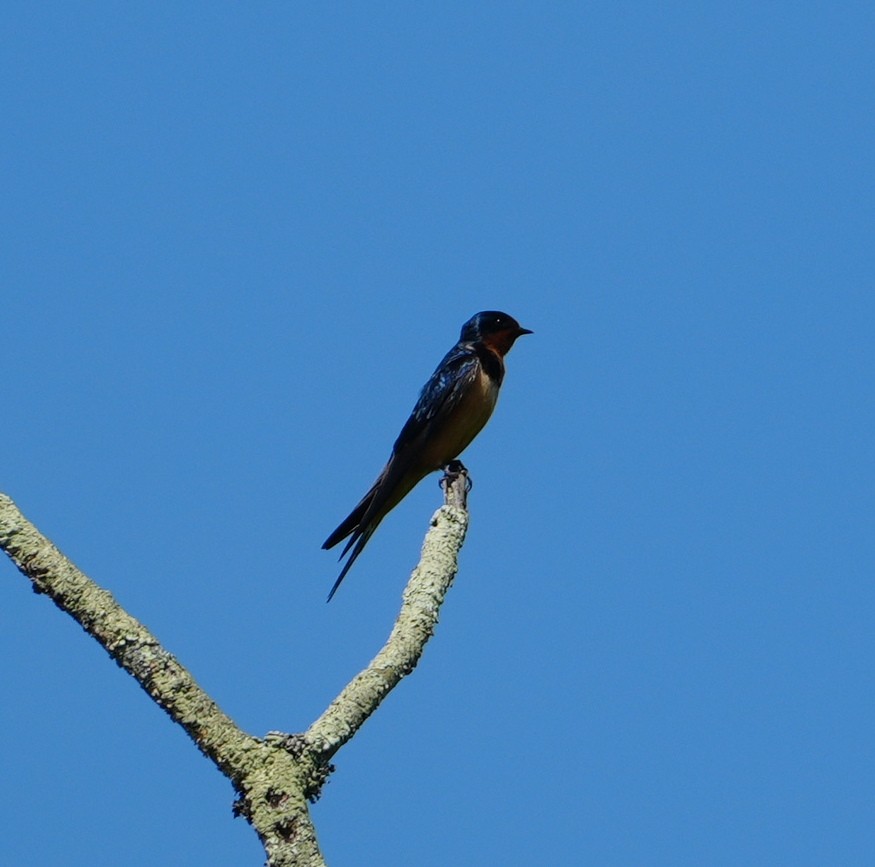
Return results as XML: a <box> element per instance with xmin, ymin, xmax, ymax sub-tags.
<box><xmin>0</xmin><ymin>493</ymin><xmax>247</xmax><ymax>770</ymax></box>
<box><xmin>0</xmin><ymin>465</ymin><xmax>470</xmax><ymax>864</ymax></box>
<box><xmin>306</xmin><ymin>463</ymin><xmax>470</xmax><ymax>758</ymax></box>
<box><xmin>0</xmin><ymin>492</ymin><xmax>324</xmax><ymax>866</ymax></box>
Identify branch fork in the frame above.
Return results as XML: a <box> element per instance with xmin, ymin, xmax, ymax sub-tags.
<box><xmin>0</xmin><ymin>463</ymin><xmax>470</xmax><ymax>867</ymax></box>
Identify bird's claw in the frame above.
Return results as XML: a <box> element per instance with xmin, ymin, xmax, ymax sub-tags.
<box><xmin>440</xmin><ymin>460</ymin><xmax>472</xmax><ymax>508</ymax></box>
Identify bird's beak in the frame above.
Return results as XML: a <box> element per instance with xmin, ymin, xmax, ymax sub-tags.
<box><xmin>517</xmin><ymin>326</ymin><xmax>533</xmax><ymax>336</ymax></box>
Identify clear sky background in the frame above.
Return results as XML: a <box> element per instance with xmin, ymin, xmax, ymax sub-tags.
<box><xmin>2</xmin><ymin>4</ymin><xmax>873</xmax><ymax>866</ymax></box>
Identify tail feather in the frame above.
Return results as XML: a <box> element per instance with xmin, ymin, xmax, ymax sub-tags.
<box><xmin>322</xmin><ymin>494</ymin><xmax>371</xmax><ymax>550</ymax></box>
<box><xmin>325</xmin><ymin>526</ymin><xmax>375</xmax><ymax>601</ymax></box>
<box><xmin>322</xmin><ymin>477</ymin><xmax>383</xmax><ymax>601</ymax></box>
<box><xmin>322</xmin><ymin>460</ymin><xmax>425</xmax><ymax>600</ymax></box>
<box><xmin>322</xmin><ymin>467</ymin><xmax>389</xmax><ymax>550</ymax></box>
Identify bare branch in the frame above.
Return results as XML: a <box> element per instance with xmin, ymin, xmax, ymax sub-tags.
<box><xmin>0</xmin><ymin>493</ymin><xmax>325</xmax><ymax>867</ymax></box>
<box><xmin>306</xmin><ymin>464</ymin><xmax>470</xmax><ymax>757</ymax></box>
<box><xmin>0</xmin><ymin>464</ymin><xmax>471</xmax><ymax>864</ymax></box>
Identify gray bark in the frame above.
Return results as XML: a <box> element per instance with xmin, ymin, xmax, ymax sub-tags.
<box><xmin>0</xmin><ymin>468</ymin><xmax>469</xmax><ymax>866</ymax></box>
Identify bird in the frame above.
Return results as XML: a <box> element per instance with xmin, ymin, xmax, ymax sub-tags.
<box><xmin>323</xmin><ymin>310</ymin><xmax>532</xmax><ymax>600</ymax></box>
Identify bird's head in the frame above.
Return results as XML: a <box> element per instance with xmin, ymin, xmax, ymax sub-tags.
<box><xmin>460</xmin><ymin>311</ymin><xmax>533</xmax><ymax>356</ymax></box>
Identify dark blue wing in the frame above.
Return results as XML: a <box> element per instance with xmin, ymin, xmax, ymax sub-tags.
<box><xmin>323</xmin><ymin>342</ymin><xmax>481</xmax><ymax>600</ymax></box>
<box><xmin>391</xmin><ymin>344</ymin><xmax>479</xmax><ymax>454</ymax></box>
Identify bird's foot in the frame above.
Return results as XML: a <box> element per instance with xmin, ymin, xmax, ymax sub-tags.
<box><xmin>440</xmin><ymin>460</ymin><xmax>471</xmax><ymax>508</ymax></box>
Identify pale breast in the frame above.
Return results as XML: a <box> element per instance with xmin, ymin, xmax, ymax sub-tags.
<box><xmin>421</xmin><ymin>365</ymin><xmax>500</xmax><ymax>469</ymax></box>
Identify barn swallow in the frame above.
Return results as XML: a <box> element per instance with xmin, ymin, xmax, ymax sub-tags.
<box><xmin>323</xmin><ymin>310</ymin><xmax>532</xmax><ymax>600</ymax></box>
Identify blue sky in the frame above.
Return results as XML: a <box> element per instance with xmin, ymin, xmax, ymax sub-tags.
<box><xmin>2</xmin><ymin>4</ymin><xmax>873</xmax><ymax>865</ymax></box>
